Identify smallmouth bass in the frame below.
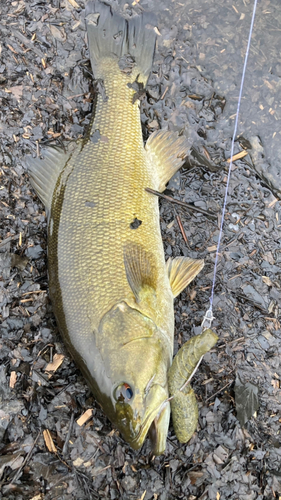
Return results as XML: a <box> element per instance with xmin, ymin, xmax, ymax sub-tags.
<box><xmin>27</xmin><ymin>0</ymin><xmax>207</xmax><ymax>454</ymax></box>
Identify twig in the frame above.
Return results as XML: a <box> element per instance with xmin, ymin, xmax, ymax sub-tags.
<box><xmin>31</xmin><ymin>343</ymin><xmax>55</xmax><ymax>370</ymax></box>
<box><xmin>11</xmin><ymin>431</ymin><xmax>41</xmax><ymax>483</ymax></box>
<box><xmin>145</xmin><ymin>187</ymin><xmax>217</xmax><ymax>219</ymax></box>
<box><xmin>161</xmin><ymin>87</ymin><xmax>168</xmax><ymax>99</ymax></box>
<box><xmin>217</xmin><ymin>336</ymin><xmax>245</xmax><ymax>349</ymax></box>
<box><xmin>233</xmin><ymin>292</ymin><xmax>268</xmax><ymax>313</ymax></box>
<box><xmin>55</xmin><ymin>452</ymin><xmax>72</xmax><ymax>471</ymax></box>
<box><xmin>206</xmin><ymin>380</ymin><xmax>233</xmax><ymax>402</ymax></box>
<box><xmin>175</xmin><ymin>212</ymin><xmax>189</xmax><ymax>247</ymax></box>
<box><xmin>90</xmin><ymin>434</ymin><xmax>106</xmax><ymax>454</ymax></box>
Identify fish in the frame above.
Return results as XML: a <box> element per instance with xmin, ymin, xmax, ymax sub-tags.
<box><xmin>168</xmin><ymin>329</ymin><xmax>219</xmax><ymax>443</ymax></box>
<box><xmin>26</xmin><ymin>0</ymin><xmax>205</xmax><ymax>454</ymax></box>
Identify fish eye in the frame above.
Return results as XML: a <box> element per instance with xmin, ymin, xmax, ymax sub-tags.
<box><xmin>114</xmin><ymin>383</ymin><xmax>134</xmax><ymax>402</ymax></box>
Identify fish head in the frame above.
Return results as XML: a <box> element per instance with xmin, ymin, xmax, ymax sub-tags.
<box><xmin>111</xmin><ymin>340</ymin><xmax>171</xmax><ymax>454</ymax></box>
<box><xmin>98</xmin><ymin>301</ymin><xmax>172</xmax><ymax>454</ymax></box>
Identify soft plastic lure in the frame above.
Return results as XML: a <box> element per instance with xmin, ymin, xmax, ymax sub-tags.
<box><xmin>168</xmin><ymin>329</ymin><xmax>218</xmax><ymax>443</ymax></box>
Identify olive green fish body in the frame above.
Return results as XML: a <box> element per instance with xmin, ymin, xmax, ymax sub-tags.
<box><xmin>27</xmin><ymin>0</ymin><xmax>205</xmax><ymax>454</ymax></box>
<box><xmin>48</xmin><ymin>60</ymin><xmax>174</xmax><ymax>358</ymax></box>
<box><xmin>168</xmin><ymin>329</ymin><xmax>218</xmax><ymax>443</ymax></box>
<box><xmin>47</xmin><ymin>58</ymin><xmax>174</xmax><ymax>450</ymax></box>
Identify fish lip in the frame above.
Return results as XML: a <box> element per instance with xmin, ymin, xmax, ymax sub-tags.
<box><xmin>130</xmin><ymin>398</ymin><xmax>168</xmax><ymax>449</ymax></box>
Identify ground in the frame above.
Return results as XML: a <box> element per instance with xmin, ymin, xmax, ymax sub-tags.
<box><xmin>0</xmin><ymin>0</ymin><xmax>281</xmax><ymax>499</ymax></box>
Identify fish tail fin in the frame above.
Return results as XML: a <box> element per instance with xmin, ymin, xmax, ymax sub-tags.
<box><xmin>85</xmin><ymin>0</ymin><xmax>157</xmax><ymax>85</ymax></box>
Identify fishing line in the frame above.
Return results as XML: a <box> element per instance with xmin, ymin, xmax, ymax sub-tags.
<box><xmin>159</xmin><ymin>0</ymin><xmax>259</xmax><ymax>408</ymax></box>
<box><xmin>202</xmin><ymin>0</ymin><xmax>259</xmax><ymax>330</ymax></box>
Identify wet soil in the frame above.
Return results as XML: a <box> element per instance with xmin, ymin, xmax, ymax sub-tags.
<box><xmin>0</xmin><ymin>0</ymin><xmax>281</xmax><ymax>499</ymax></box>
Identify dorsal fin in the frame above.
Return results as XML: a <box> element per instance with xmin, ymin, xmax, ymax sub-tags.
<box><xmin>166</xmin><ymin>257</ymin><xmax>204</xmax><ymax>298</ymax></box>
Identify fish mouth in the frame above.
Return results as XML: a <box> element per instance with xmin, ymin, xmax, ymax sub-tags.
<box><xmin>130</xmin><ymin>393</ymin><xmax>170</xmax><ymax>455</ymax></box>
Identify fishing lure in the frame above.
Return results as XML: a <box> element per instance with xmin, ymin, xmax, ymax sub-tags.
<box><xmin>168</xmin><ymin>329</ymin><xmax>218</xmax><ymax>443</ymax></box>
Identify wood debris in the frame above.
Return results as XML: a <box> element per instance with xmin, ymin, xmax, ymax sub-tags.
<box><xmin>45</xmin><ymin>353</ymin><xmax>65</xmax><ymax>378</ymax></box>
<box><xmin>138</xmin><ymin>491</ymin><xmax>147</xmax><ymax>500</ymax></box>
<box><xmin>43</xmin><ymin>429</ymin><xmax>57</xmax><ymax>453</ymax></box>
<box><xmin>207</xmin><ymin>245</ymin><xmax>217</xmax><ymax>252</ymax></box>
<box><xmin>9</xmin><ymin>371</ymin><xmax>17</xmax><ymax>388</ymax></box>
<box><xmin>76</xmin><ymin>409</ymin><xmax>94</xmax><ymax>426</ymax></box>
<box><xmin>67</xmin><ymin>0</ymin><xmax>80</xmax><ymax>8</ymax></box>
<box><xmin>226</xmin><ymin>150</ymin><xmax>248</xmax><ymax>163</ymax></box>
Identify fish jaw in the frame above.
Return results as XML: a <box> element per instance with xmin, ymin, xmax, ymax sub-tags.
<box><xmin>117</xmin><ymin>384</ymin><xmax>170</xmax><ymax>453</ymax></box>
<box><xmin>148</xmin><ymin>401</ymin><xmax>171</xmax><ymax>455</ymax></box>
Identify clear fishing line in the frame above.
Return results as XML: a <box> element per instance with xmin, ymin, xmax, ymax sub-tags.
<box><xmin>159</xmin><ymin>0</ymin><xmax>259</xmax><ymax>407</ymax></box>
<box><xmin>202</xmin><ymin>0</ymin><xmax>259</xmax><ymax>330</ymax></box>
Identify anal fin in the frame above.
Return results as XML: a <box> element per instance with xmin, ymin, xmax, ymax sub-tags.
<box><xmin>167</xmin><ymin>256</ymin><xmax>204</xmax><ymax>298</ymax></box>
<box><xmin>145</xmin><ymin>130</ymin><xmax>189</xmax><ymax>192</ymax></box>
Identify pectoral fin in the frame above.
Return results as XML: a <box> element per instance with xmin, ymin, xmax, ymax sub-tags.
<box><xmin>167</xmin><ymin>256</ymin><xmax>204</xmax><ymax>298</ymax></box>
<box><xmin>145</xmin><ymin>130</ymin><xmax>189</xmax><ymax>192</ymax></box>
<box><xmin>124</xmin><ymin>243</ymin><xmax>157</xmax><ymax>303</ymax></box>
<box><xmin>26</xmin><ymin>145</ymin><xmax>75</xmax><ymax>215</ymax></box>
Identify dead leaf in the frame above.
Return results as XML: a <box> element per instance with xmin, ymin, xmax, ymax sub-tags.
<box><xmin>235</xmin><ymin>375</ymin><xmax>259</xmax><ymax>426</ymax></box>
<box><xmin>10</xmin><ymin>85</ymin><xmax>23</xmax><ymax>100</ymax></box>
<box><xmin>187</xmin><ymin>471</ymin><xmax>205</xmax><ymax>485</ymax></box>
<box><xmin>213</xmin><ymin>445</ymin><xmax>229</xmax><ymax>464</ymax></box>
<box><xmin>49</xmin><ymin>24</ymin><xmax>66</xmax><ymax>42</ymax></box>
<box><xmin>0</xmin><ymin>454</ymin><xmax>24</xmax><ymax>477</ymax></box>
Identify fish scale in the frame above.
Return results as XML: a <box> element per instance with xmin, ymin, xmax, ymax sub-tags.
<box><xmin>50</xmin><ymin>65</ymin><xmax>168</xmax><ymax>329</ymax></box>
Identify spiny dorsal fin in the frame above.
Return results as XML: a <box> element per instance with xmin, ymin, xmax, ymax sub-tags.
<box><xmin>124</xmin><ymin>243</ymin><xmax>157</xmax><ymax>302</ymax></box>
<box><xmin>145</xmin><ymin>130</ymin><xmax>189</xmax><ymax>192</ymax></box>
<box><xmin>26</xmin><ymin>145</ymin><xmax>73</xmax><ymax>214</ymax></box>
<box><xmin>166</xmin><ymin>256</ymin><xmax>204</xmax><ymax>298</ymax></box>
